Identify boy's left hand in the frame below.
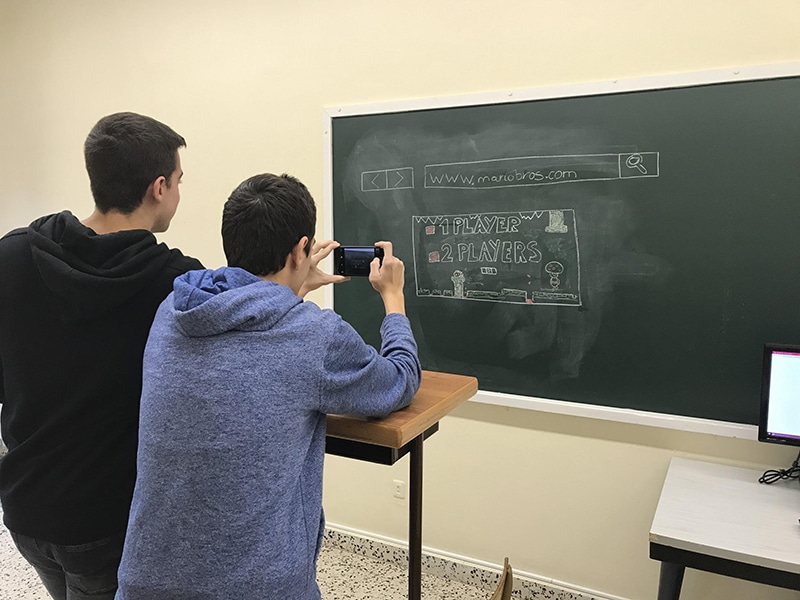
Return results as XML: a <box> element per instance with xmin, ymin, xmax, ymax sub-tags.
<box><xmin>299</xmin><ymin>240</ymin><xmax>349</xmax><ymax>298</ymax></box>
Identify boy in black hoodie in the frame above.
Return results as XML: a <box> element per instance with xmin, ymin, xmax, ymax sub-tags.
<box><xmin>0</xmin><ymin>112</ymin><xmax>202</xmax><ymax>600</ymax></box>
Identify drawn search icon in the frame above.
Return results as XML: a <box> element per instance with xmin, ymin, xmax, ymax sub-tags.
<box><xmin>626</xmin><ymin>153</ymin><xmax>647</xmax><ymax>174</ymax></box>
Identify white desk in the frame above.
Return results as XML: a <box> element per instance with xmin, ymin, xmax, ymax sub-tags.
<box><xmin>650</xmin><ymin>457</ymin><xmax>800</xmax><ymax>599</ymax></box>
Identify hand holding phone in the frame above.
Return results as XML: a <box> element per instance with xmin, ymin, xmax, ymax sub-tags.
<box><xmin>334</xmin><ymin>243</ymin><xmax>405</xmax><ymax>315</ymax></box>
<box><xmin>367</xmin><ymin>241</ymin><xmax>405</xmax><ymax>316</ymax></box>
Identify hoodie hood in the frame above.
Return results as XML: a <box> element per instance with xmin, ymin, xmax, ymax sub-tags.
<box><xmin>28</xmin><ymin>211</ymin><xmax>172</xmax><ymax>321</ymax></box>
<box><xmin>172</xmin><ymin>267</ymin><xmax>302</xmax><ymax>337</ymax></box>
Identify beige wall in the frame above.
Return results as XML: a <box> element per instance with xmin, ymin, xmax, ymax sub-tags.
<box><xmin>2</xmin><ymin>2</ymin><xmax>799</xmax><ymax>598</ymax></box>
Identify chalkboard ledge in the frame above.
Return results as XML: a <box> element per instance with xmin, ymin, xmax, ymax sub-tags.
<box><xmin>470</xmin><ymin>390</ymin><xmax>757</xmax><ymax>439</ymax></box>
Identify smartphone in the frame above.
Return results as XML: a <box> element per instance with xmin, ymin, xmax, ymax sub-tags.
<box><xmin>334</xmin><ymin>246</ymin><xmax>384</xmax><ymax>276</ymax></box>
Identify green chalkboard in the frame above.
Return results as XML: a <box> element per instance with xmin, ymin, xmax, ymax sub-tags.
<box><xmin>328</xmin><ymin>69</ymin><xmax>800</xmax><ymax>425</ymax></box>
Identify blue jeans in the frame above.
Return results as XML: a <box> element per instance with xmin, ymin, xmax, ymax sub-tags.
<box><xmin>10</xmin><ymin>530</ymin><xmax>124</xmax><ymax>600</ymax></box>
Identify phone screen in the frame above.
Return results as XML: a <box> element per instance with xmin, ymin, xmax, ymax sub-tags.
<box><xmin>335</xmin><ymin>247</ymin><xmax>382</xmax><ymax>276</ymax></box>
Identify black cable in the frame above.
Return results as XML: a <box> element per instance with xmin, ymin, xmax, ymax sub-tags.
<box><xmin>759</xmin><ymin>448</ymin><xmax>800</xmax><ymax>484</ymax></box>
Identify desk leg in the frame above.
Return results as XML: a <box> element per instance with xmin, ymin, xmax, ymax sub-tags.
<box><xmin>408</xmin><ymin>435</ymin><xmax>423</xmax><ymax>600</ymax></box>
<box><xmin>657</xmin><ymin>562</ymin><xmax>685</xmax><ymax>600</ymax></box>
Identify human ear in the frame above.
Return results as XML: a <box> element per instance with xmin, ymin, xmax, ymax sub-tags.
<box><xmin>291</xmin><ymin>236</ymin><xmax>310</xmax><ymax>269</ymax></box>
<box><xmin>151</xmin><ymin>175</ymin><xmax>168</xmax><ymax>201</ymax></box>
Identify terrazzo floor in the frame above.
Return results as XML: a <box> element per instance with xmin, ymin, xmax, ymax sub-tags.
<box><xmin>0</xmin><ymin>520</ymin><xmax>490</xmax><ymax>600</ymax></box>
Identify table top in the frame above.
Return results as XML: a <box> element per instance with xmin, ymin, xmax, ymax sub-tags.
<box><xmin>650</xmin><ymin>457</ymin><xmax>800</xmax><ymax>574</ymax></box>
<box><xmin>326</xmin><ymin>370</ymin><xmax>478</xmax><ymax>448</ymax></box>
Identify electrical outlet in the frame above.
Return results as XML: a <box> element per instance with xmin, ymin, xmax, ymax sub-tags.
<box><xmin>393</xmin><ymin>479</ymin><xmax>406</xmax><ymax>499</ymax></box>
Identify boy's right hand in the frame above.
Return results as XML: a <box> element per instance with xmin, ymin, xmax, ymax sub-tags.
<box><xmin>368</xmin><ymin>241</ymin><xmax>406</xmax><ymax>315</ymax></box>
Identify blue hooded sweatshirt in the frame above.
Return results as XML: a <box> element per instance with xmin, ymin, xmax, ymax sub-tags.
<box><xmin>115</xmin><ymin>267</ymin><xmax>421</xmax><ymax>600</ymax></box>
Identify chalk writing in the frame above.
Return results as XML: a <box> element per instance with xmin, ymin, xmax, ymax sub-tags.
<box><xmin>424</xmin><ymin>152</ymin><xmax>659</xmax><ymax>190</ymax></box>
<box><xmin>361</xmin><ymin>167</ymin><xmax>415</xmax><ymax>192</ymax></box>
<box><xmin>413</xmin><ymin>210</ymin><xmax>581</xmax><ymax>306</ymax></box>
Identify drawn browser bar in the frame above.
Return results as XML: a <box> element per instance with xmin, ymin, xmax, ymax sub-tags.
<box><xmin>424</xmin><ymin>152</ymin><xmax>659</xmax><ymax>189</ymax></box>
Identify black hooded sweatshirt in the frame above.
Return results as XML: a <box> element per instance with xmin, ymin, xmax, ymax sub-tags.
<box><xmin>0</xmin><ymin>211</ymin><xmax>202</xmax><ymax>543</ymax></box>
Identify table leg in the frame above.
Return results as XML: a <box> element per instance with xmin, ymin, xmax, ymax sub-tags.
<box><xmin>408</xmin><ymin>435</ymin><xmax>423</xmax><ymax>600</ymax></box>
<box><xmin>657</xmin><ymin>562</ymin><xmax>685</xmax><ymax>600</ymax></box>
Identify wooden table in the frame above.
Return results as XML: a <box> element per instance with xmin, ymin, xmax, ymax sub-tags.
<box><xmin>325</xmin><ymin>370</ymin><xmax>478</xmax><ymax>600</ymax></box>
<box><xmin>649</xmin><ymin>457</ymin><xmax>800</xmax><ymax>599</ymax></box>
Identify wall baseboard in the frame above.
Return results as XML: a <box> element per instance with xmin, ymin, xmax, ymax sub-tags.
<box><xmin>323</xmin><ymin>523</ymin><xmax>628</xmax><ymax>600</ymax></box>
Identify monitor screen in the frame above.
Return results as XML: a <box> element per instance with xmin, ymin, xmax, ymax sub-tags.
<box><xmin>759</xmin><ymin>343</ymin><xmax>800</xmax><ymax>446</ymax></box>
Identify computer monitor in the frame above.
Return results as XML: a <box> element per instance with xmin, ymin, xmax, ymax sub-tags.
<box><xmin>759</xmin><ymin>343</ymin><xmax>800</xmax><ymax>446</ymax></box>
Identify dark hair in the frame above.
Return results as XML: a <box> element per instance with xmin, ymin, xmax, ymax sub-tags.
<box><xmin>222</xmin><ymin>173</ymin><xmax>316</xmax><ymax>276</ymax></box>
<box><xmin>84</xmin><ymin>112</ymin><xmax>186</xmax><ymax>214</ymax></box>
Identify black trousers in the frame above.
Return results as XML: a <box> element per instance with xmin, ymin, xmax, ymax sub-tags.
<box><xmin>10</xmin><ymin>530</ymin><xmax>124</xmax><ymax>600</ymax></box>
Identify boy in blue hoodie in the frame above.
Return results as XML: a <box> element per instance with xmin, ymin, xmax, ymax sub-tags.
<box><xmin>116</xmin><ymin>173</ymin><xmax>422</xmax><ymax>600</ymax></box>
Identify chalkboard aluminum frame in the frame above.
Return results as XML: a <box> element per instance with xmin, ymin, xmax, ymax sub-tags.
<box><xmin>323</xmin><ymin>62</ymin><xmax>800</xmax><ymax>438</ymax></box>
